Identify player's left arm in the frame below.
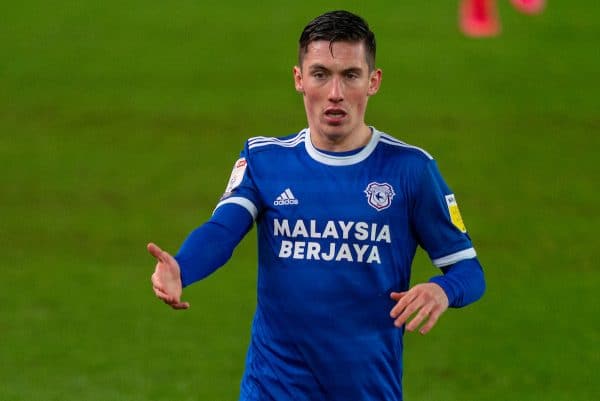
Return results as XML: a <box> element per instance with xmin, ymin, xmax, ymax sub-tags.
<box><xmin>391</xmin><ymin>158</ymin><xmax>486</xmax><ymax>334</ymax></box>
<box><xmin>389</xmin><ymin>257</ymin><xmax>485</xmax><ymax>334</ymax></box>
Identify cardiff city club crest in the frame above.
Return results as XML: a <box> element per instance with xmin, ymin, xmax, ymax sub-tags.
<box><xmin>364</xmin><ymin>182</ymin><xmax>396</xmax><ymax>211</ymax></box>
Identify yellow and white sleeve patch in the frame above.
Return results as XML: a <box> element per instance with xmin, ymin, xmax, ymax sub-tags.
<box><xmin>223</xmin><ymin>157</ymin><xmax>247</xmax><ymax>196</ymax></box>
<box><xmin>445</xmin><ymin>194</ymin><xmax>467</xmax><ymax>233</ymax></box>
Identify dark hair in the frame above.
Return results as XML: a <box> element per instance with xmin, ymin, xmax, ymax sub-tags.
<box><xmin>298</xmin><ymin>10</ymin><xmax>376</xmax><ymax>71</ymax></box>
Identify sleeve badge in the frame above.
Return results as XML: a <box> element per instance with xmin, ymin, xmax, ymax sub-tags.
<box><xmin>223</xmin><ymin>157</ymin><xmax>247</xmax><ymax>197</ymax></box>
<box><xmin>445</xmin><ymin>194</ymin><xmax>467</xmax><ymax>233</ymax></box>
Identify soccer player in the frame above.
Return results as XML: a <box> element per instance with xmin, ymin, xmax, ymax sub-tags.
<box><xmin>460</xmin><ymin>0</ymin><xmax>502</xmax><ymax>37</ymax></box>
<box><xmin>148</xmin><ymin>10</ymin><xmax>486</xmax><ymax>401</ymax></box>
<box><xmin>460</xmin><ymin>0</ymin><xmax>546</xmax><ymax>38</ymax></box>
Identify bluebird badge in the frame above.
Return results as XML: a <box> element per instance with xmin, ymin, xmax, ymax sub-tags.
<box><xmin>364</xmin><ymin>182</ymin><xmax>395</xmax><ymax>211</ymax></box>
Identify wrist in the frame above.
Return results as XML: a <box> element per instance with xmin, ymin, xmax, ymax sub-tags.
<box><xmin>428</xmin><ymin>276</ymin><xmax>456</xmax><ymax>307</ymax></box>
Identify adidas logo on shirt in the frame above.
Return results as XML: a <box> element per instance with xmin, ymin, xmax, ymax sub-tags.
<box><xmin>274</xmin><ymin>188</ymin><xmax>299</xmax><ymax>206</ymax></box>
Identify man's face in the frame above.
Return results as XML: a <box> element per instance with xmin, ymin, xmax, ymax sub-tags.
<box><xmin>294</xmin><ymin>40</ymin><xmax>382</xmax><ymax>147</ymax></box>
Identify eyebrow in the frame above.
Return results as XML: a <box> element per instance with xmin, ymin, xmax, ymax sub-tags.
<box><xmin>307</xmin><ymin>64</ymin><xmax>364</xmax><ymax>74</ymax></box>
<box><xmin>307</xmin><ymin>64</ymin><xmax>328</xmax><ymax>72</ymax></box>
<box><xmin>342</xmin><ymin>67</ymin><xmax>363</xmax><ymax>75</ymax></box>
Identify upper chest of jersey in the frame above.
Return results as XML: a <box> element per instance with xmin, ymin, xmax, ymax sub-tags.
<box><xmin>254</xmin><ymin>159</ymin><xmax>411</xmax><ymax>223</ymax></box>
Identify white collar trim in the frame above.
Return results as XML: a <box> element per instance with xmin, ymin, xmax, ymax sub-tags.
<box><xmin>304</xmin><ymin>127</ymin><xmax>380</xmax><ymax>166</ymax></box>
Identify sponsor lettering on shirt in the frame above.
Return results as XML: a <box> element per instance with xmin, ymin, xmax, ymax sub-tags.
<box><xmin>273</xmin><ymin>218</ymin><xmax>391</xmax><ymax>264</ymax></box>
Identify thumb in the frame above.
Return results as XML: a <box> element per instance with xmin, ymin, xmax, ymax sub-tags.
<box><xmin>147</xmin><ymin>242</ymin><xmax>166</xmax><ymax>262</ymax></box>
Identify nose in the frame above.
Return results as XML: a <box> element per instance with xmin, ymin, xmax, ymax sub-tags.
<box><xmin>328</xmin><ymin>77</ymin><xmax>343</xmax><ymax>103</ymax></box>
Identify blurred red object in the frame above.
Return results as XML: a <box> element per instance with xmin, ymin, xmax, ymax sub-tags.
<box><xmin>510</xmin><ymin>0</ymin><xmax>546</xmax><ymax>14</ymax></box>
<box><xmin>460</xmin><ymin>0</ymin><xmax>501</xmax><ymax>37</ymax></box>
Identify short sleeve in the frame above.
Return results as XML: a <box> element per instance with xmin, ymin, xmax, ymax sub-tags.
<box><xmin>213</xmin><ymin>142</ymin><xmax>263</xmax><ymax>221</ymax></box>
<box><xmin>411</xmin><ymin>160</ymin><xmax>476</xmax><ymax>267</ymax></box>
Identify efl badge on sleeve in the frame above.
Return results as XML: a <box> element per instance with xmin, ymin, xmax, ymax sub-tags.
<box><xmin>364</xmin><ymin>182</ymin><xmax>396</xmax><ymax>211</ymax></box>
<box><xmin>445</xmin><ymin>194</ymin><xmax>467</xmax><ymax>233</ymax></box>
<box><xmin>223</xmin><ymin>157</ymin><xmax>247</xmax><ymax>197</ymax></box>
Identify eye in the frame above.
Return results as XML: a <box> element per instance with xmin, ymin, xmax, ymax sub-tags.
<box><xmin>345</xmin><ymin>71</ymin><xmax>360</xmax><ymax>80</ymax></box>
<box><xmin>312</xmin><ymin>71</ymin><xmax>326</xmax><ymax>79</ymax></box>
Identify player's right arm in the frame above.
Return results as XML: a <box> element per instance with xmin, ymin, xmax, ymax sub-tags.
<box><xmin>175</xmin><ymin>204</ymin><xmax>254</xmax><ymax>286</ymax></box>
<box><xmin>147</xmin><ymin>145</ymin><xmax>261</xmax><ymax>309</ymax></box>
<box><xmin>147</xmin><ymin>204</ymin><xmax>253</xmax><ymax>309</ymax></box>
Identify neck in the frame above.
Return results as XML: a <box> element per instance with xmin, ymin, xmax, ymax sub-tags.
<box><xmin>309</xmin><ymin>125</ymin><xmax>372</xmax><ymax>152</ymax></box>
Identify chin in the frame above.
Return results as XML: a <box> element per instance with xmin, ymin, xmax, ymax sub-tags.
<box><xmin>320</xmin><ymin>121</ymin><xmax>349</xmax><ymax>133</ymax></box>
<box><xmin>321</xmin><ymin>127</ymin><xmax>348</xmax><ymax>139</ymax></box>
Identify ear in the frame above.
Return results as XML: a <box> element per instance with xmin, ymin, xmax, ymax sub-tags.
<box><xmin>367</xmin><ymin>68</ymin><xmax>382</xmax><ymax>96</ymax></box>
<box><xmin>293</xmin><ymin>66</ymin><xmax>304</xmax><ymax>93</ymax></box>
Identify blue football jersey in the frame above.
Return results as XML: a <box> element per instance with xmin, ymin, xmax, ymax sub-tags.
<box><xmin>215</xmin><ymin>127</ymin><xmax>476</xmax><ymax>401</ymax></box>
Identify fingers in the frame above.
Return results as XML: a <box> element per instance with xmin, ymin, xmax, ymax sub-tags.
<box><xmin>170</xmin><ymin>301</ymin><xmax>190</xmax><ymax>310</ymax></box>
<box><xmin>418</xmin><ymin>307</ymin><xmax>443</xmax><ymax>335</ymax></box>
<box><xmin>152</xmin><ymin>282</ymin><xmax>190</xmax><ymax>310</ymax></box>
<box><xmin>389</xmin><ymin>291</ymin><xmax>406</xmax><ymax>301</ymax></box>
<box><xmin>389</xmin><ymin>290</ymin><xmax>417</xmax><ymax>319</ymax></box>
<box><xmin>151</xmin><ymin>265</ymin><xmax>188</xmax><ymax>310</ymax></box>
<box><xmin>392</xmin><ymin>299</ymin><xmax>420</xmax><ymax>329</ymax></box>
<box><xmin>151</xmin><ymin>271</ymin><xmax>168</xmax><ymax>293</ymax></box>
<box><xmin>153</xmin><ymin>283</ymin><xmax>173</xmax><ymax>302</ymax></box>
<box><xmin>158</xmin><ymin>295</ymin><xmax>190</xmax><ymax>310</ymax></box>
<box><xmin>148</xmin><ymin>243</ymin><xmax>187</xmax><ymax>310</ymax></box>
<box><xmin>389</xmin><ymin>284</ymin><xmax>449</xmax><ymax>334</ymax></box>
<box><xmin>147</xmin><ymin>242</ymin><xmax>165</xmax><ymax>262</ymax></box>
<box><xmin>158</xmin><ymin>293</ymin><xmax>190</xmax><ymax>310</ymax></box>
<box><xmin>405</xmin><ymin>304</ymin><xmax>433</xmax><ymax>332</ymax></box>
<box><xmin>152</xmin><ymin>277</ymin><xmax>173</xmax><ymax>302</ymax></box>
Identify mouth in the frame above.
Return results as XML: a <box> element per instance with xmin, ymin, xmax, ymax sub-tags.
<box><xmin>324</xmin><ymin>108</ymin><xmax>347</xmax><ymax>123</ymax></box>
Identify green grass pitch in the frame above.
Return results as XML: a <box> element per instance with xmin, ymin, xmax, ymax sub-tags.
<box><xmin>1</xmin><ymin>1</ymin><xmax>598</xmax><ymax>400</ymax></box>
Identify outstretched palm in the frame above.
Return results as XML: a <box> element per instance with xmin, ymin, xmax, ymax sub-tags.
<box><xmin>147</xmin><ymin>242</ymin><xmax>190</xmax><ymax>310</ymax></box>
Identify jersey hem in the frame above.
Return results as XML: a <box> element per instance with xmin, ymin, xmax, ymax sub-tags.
<box><xmin>214</xmin><ymin>197</ymin><xmax>258</xmax><ymax>220</ymax></box>
<box><xmin>432</xmin><ymin>248</ymin><xmax>477</xmax><ymax>267</ymax></box>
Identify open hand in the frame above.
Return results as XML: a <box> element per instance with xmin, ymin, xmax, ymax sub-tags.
<box><xmin>147</xmin><ymin>242</ymin><xmax>190</xmax><ymax>310</ymax></box>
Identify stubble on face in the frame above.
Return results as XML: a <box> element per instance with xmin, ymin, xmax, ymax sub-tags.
<box><xmin>294</xmin><ymin>41</ymin><xmax>382</xmax><ymax>152</ymax></box>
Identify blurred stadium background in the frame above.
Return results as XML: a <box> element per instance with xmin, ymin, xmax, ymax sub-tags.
<box><xmin>1</xmin><ymin>1</ymin><xmax>598</xmax><ymax>400</ymax></box>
